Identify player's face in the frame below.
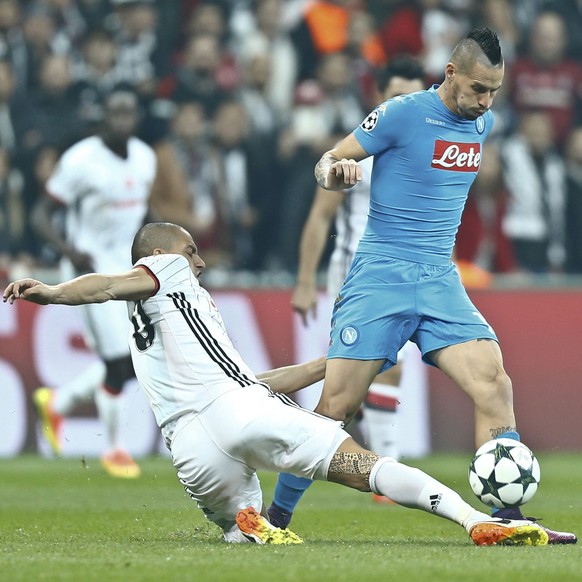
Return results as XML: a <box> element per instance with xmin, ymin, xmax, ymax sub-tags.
<box><xmin>447</xmin><ymin>61</ymin><xmax>504</xmax><ymax>120</ymax></box>
<box><xmin>381</xmin><ymin>77</ymin><xmax>424</xmax><ymax>101</ymax></box>
<box><xmin>168</xmin><ymin>229</ymin><xmax>206</xmax><ymax>278</ymax></box>
<box><xmin>104</xmin><ymin>93</ymin><xmax>139</xmax><ymax>140</ymax></box>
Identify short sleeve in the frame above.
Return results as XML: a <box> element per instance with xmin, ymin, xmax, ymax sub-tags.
<box><xmin>353</xmin><ymin>96</ymin><xmax>418</xmax><ymax>156</ymax></box>
<box><xmin>135</xmin><ymin>254</ymin><xmax>191</xmax><ymax>290</ymax></box>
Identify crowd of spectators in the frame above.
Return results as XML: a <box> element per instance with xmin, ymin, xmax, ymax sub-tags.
<box><xmin>0</xmin><ymin>0</ymin><xmax>581</xmax><ymax>283</ymax></box>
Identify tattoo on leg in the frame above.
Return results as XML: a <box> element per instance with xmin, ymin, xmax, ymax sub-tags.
<box><xmin>490</xmin><ymin>426</ymin><xmax>516</xmax><ymax>438</ymax></box>
<box><xmin>328</xmin><ymin>452</ymin><xmax>380</xmax><ymax>476</ymax></box>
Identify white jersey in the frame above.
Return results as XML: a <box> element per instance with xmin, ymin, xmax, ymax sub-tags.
<box><xmin>129</xmin><ymin>253</ymin><xmax>263</xmax><ymax>435</ymax></box>
<box><xmin>47</xmin><ymin>135</ymin><xmax>156</xmax><ymax>273</ymax></box>
<box><xmin>327</xmin><ymin>156</ymin><xmax>372</xmax><ymax>297</ymax></box>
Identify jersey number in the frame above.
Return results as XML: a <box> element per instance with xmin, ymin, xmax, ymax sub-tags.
<box><xmin>132</xmin><ymin>301</ymin><xmax>155</xmax><ymax>352</ymax></box>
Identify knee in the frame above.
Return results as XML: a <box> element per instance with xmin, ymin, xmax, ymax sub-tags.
<box><xmin>473</xmin><ymin>368</ymin><xmax>513</xmax><ymax>409</ymax></box>
<box><xmin>314</xmin><ymin>398</ymin><xmax>353</xmax><ymax>424</ymax></box>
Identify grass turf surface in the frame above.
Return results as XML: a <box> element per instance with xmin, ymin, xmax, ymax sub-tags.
<box><xmin>0</xmin><ymin>454</ymin><xmax>580</xmax><ymax>582</ymax></box>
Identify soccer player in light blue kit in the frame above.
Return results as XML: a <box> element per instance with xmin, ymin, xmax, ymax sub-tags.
<box><xmin>269</xmin><ymin>27</ymin><xmax>576</xmax><ymax>544</ymax></box>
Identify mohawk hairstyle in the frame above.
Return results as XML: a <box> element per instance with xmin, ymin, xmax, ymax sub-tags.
<box><xmin>467</xmin><ymin>27</ymin><xmax>503</xmax><ymax>66</ymax></box>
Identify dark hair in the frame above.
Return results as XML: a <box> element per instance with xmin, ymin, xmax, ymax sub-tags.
<box><xmin>101</xmin><ymin>82</ymin><xmax>139</xmax><ymax>107</ymax></box>
<box><xmin>467</xmin><ymin>27</ymin><xmax>502</xmax><ymax>66</ymax></box>
<box><xmin>83</xmin><ymin>27</ymin><xmax>115</xmax><ymax>45</ymax></box>
<box><xmin>376</xmin><ymin>56</ymin><xmax>425</xmax><ymax>93</ymax></box>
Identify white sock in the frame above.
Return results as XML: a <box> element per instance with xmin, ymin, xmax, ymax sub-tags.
<box><xmin>95</xmin><ymin>386</ymin><xmax>122</xmax><ymax>450</ymax></box>
<box><xmin>369</xmin><ymin>458</ymin><xmax>490</xmax><ymax>532</ymax></box>
<box><xmin>364</xmin><ymin>382</ymin><xmax>399</xmax><ymax>459</ymax></box>
<box><xmin>52</xmin><ymin>360</ymin><xmax>107</xmax><ymax>415</ymax></box>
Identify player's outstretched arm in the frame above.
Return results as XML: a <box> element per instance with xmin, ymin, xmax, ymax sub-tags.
<box><xmin>293</xmin><ymin>186</ymin><xmax>344</xmax><ymax>326</ymax></box>
<box><xmin>315</xmin><ymin>133</ymin><xmax>368</xmax><ymax>191</ymax></box>
<box><xmin>3</xmin><ymin>268</ymin><xmax>157</xmax><ymax>306</ymax></box>
<box><xmin>257</xmin><ymin>357</ymin><xmax>326</xmax><ymax>395</ymax></box>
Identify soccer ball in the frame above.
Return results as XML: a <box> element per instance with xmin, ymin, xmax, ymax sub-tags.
<box><xmin>468</xmin><ymin>438</ymin><xmax>541</xmax><ymax>509</ymax></box>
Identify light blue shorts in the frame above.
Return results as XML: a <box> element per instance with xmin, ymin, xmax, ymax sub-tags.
<box><xmin>327</xmin><ymin>254</ymin><xmax>498</xmax><ymax>371</ymax></box>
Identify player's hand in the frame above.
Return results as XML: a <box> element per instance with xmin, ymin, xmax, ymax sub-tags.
<box><xmin>292</xmin><ymin>282</ymin><xmax>318</xmax><ymax>326</ymax></box>
<box><xmin>68</xmin><ymin>250</ymin><xmax>94</xmax><ymax>274</ymax></box>
<box><xmin>3</xmin><ymin>279</ymin><xmax>53</xmax><ymax>305</ymax></box>
<box><xmin>329</xmin><ymin>159</ymin><xmax>362</xmax><ymax>186</ymax></box>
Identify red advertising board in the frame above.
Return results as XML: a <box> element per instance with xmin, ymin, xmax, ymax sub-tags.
<box><xmin>1</xmin><ymin>287</ymin><xmax>580</xmax><ymax>456</ymax></box>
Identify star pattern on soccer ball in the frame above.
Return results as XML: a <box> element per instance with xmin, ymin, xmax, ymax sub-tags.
<box><xmin>469</xmin><ymin>439</ymin><xmax>540</xmax><ymax>508</ymax></box>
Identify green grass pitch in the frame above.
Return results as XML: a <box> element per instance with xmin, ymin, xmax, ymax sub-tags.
<box><xmin>0</xmin><ymin>453</ymin><xmax>580</xmax><ymax>582</ymax></box>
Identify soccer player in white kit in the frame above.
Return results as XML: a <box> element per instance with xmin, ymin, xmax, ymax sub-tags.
<box><xmin>3</xmin><ymin>222</ymin><xmax>548</xmax><ymax>547</ymax></box>
<box><xmin>30</xmin><ymin>87</ymin><xmax>156</xmax><ymax>478</ymax></box>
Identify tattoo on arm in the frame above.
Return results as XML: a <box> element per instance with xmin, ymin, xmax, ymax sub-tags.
<box><xmin>328</xmin><ymin>451</ymin><xmax>379</xmax><ymax>477</ymax></box>
<box><xmin>314</xmin><ymin>152</ymin><xmax>338</xmax><ymax>188</ymax></box>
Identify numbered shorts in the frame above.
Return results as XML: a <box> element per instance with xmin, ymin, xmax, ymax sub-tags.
<box><xmin>169</xmin><ymin>384</ymin><xmax>348</xmax><ymax>535</ymax></box>
<box><xmin>328</xmin><ymin>254</ymin><xmax>498</xmax><ymax>371</ymax></box>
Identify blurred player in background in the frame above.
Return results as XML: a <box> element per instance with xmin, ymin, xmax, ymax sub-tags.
<box><xmin>270</xmin><ymin>27</ymin><xmax>576</xmax><ymax>544</ymax></box>
<box><xmin>3</xmin><ymin>221</ymin><xmax>549</xmax><ymax>547</ymax></box>
<box><xmin>30</xmin><ymin>86</ymin><xmax>156</xmax><ymax>478</ymax></box>
<box><xmin>274</xmin><ymin>57</ymin><xmax>425</xmax><ymax>516</ymax></box>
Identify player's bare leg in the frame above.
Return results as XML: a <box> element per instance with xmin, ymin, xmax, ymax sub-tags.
<box><xmin>431</xmin><ymin>339</ymin><xmax>577</xmax><ymax>544</ymax></box>
<box><xmin>429</xmin><ymin>339</ymin><xmax>514</xmax><ymax>448</ymax></box>
<box><xmin>315</xmin><ymin>357</ymin><xmax>384</xmax><ymax>422</ymax></box>
<box><xmin>269</xmin><ymin>357</ymin><xmax>383</xmax><ymax>528</ymax></box>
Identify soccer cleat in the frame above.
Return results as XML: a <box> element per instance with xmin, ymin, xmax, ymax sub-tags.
<box><xmin>267</xmin><ymin>502</ymin><xmax>293</xmax><ymax>530</ymax></box>
<box><xmin>494</xmin><ymin>507</ymin><xmax>577</xmax><ymax>545</ymax></box>
<box><xmin>537</xmin><ymin>524</ymin><xmax>577</xmax><ymax>545</ymax></box>
<box><xmin>100</xmin><ymin>448</ymin><xmax>141</xmax><ymax>479</ymax></box>
<box><xmin>236</xmin><ymin>507</ymin><xmax>303</xmax><ymax>545</ymax></box>
<box><xmin>33</xmin><ymin>387</ymin><xmax>63</xmax><ymax>455</ymax></box>
<box><xmin>469</xmin><ymin>518</ymin><xmax>549</xmax><ymax>546</ymax></box>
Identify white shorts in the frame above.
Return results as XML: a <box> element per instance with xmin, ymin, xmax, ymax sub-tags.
<box><xmin>79</xmin><ymin>300</ymin><xmax>131</xmax><ymax>360</ymax></box>
<box><xmin>169</xmin><ymin>384</ymin><xmax>349</xmax><ymax>534</ymax></box>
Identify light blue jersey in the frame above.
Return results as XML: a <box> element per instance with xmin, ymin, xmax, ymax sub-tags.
<box><xmin>354</xmin><ymin>85</ymin><xmax>493</xmax><ymax>266</ymax></box>
<box><xmin>328</xmin><ymin>85</ymin><xmax>497</xmax><ymax>367</ymax></box>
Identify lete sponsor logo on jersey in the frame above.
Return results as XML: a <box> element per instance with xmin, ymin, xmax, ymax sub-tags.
<box><xmin>431</xmin><ymin>140</ymin><xmax>481</xmax><ymax>172</ymax></box>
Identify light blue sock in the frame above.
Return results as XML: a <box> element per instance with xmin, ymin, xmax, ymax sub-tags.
<box><xmin>272</xmin><ymin>473</ymin><xmax>313</xmax><ymax>512</ymax></box>
<box><xmin>495</xmin><ymin>430</ymin><xmax>520</xmax><ymax>442</ymax></box>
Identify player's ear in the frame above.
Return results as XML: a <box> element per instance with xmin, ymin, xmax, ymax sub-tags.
<box><xmin>445</xmin><ymin>63</ymin><xmax>455</xmax><ymax>81</ymax></box>
<box><xmin>153</xmin><ymin>248</ymin><xmax>163</xmax><ymax>256</ymax></box>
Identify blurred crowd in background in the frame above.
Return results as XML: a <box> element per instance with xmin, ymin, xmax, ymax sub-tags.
<box><xmin>0</xmin><ymin>0</ymin><xmax>581</xmax><ymax>284</ymax></box>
